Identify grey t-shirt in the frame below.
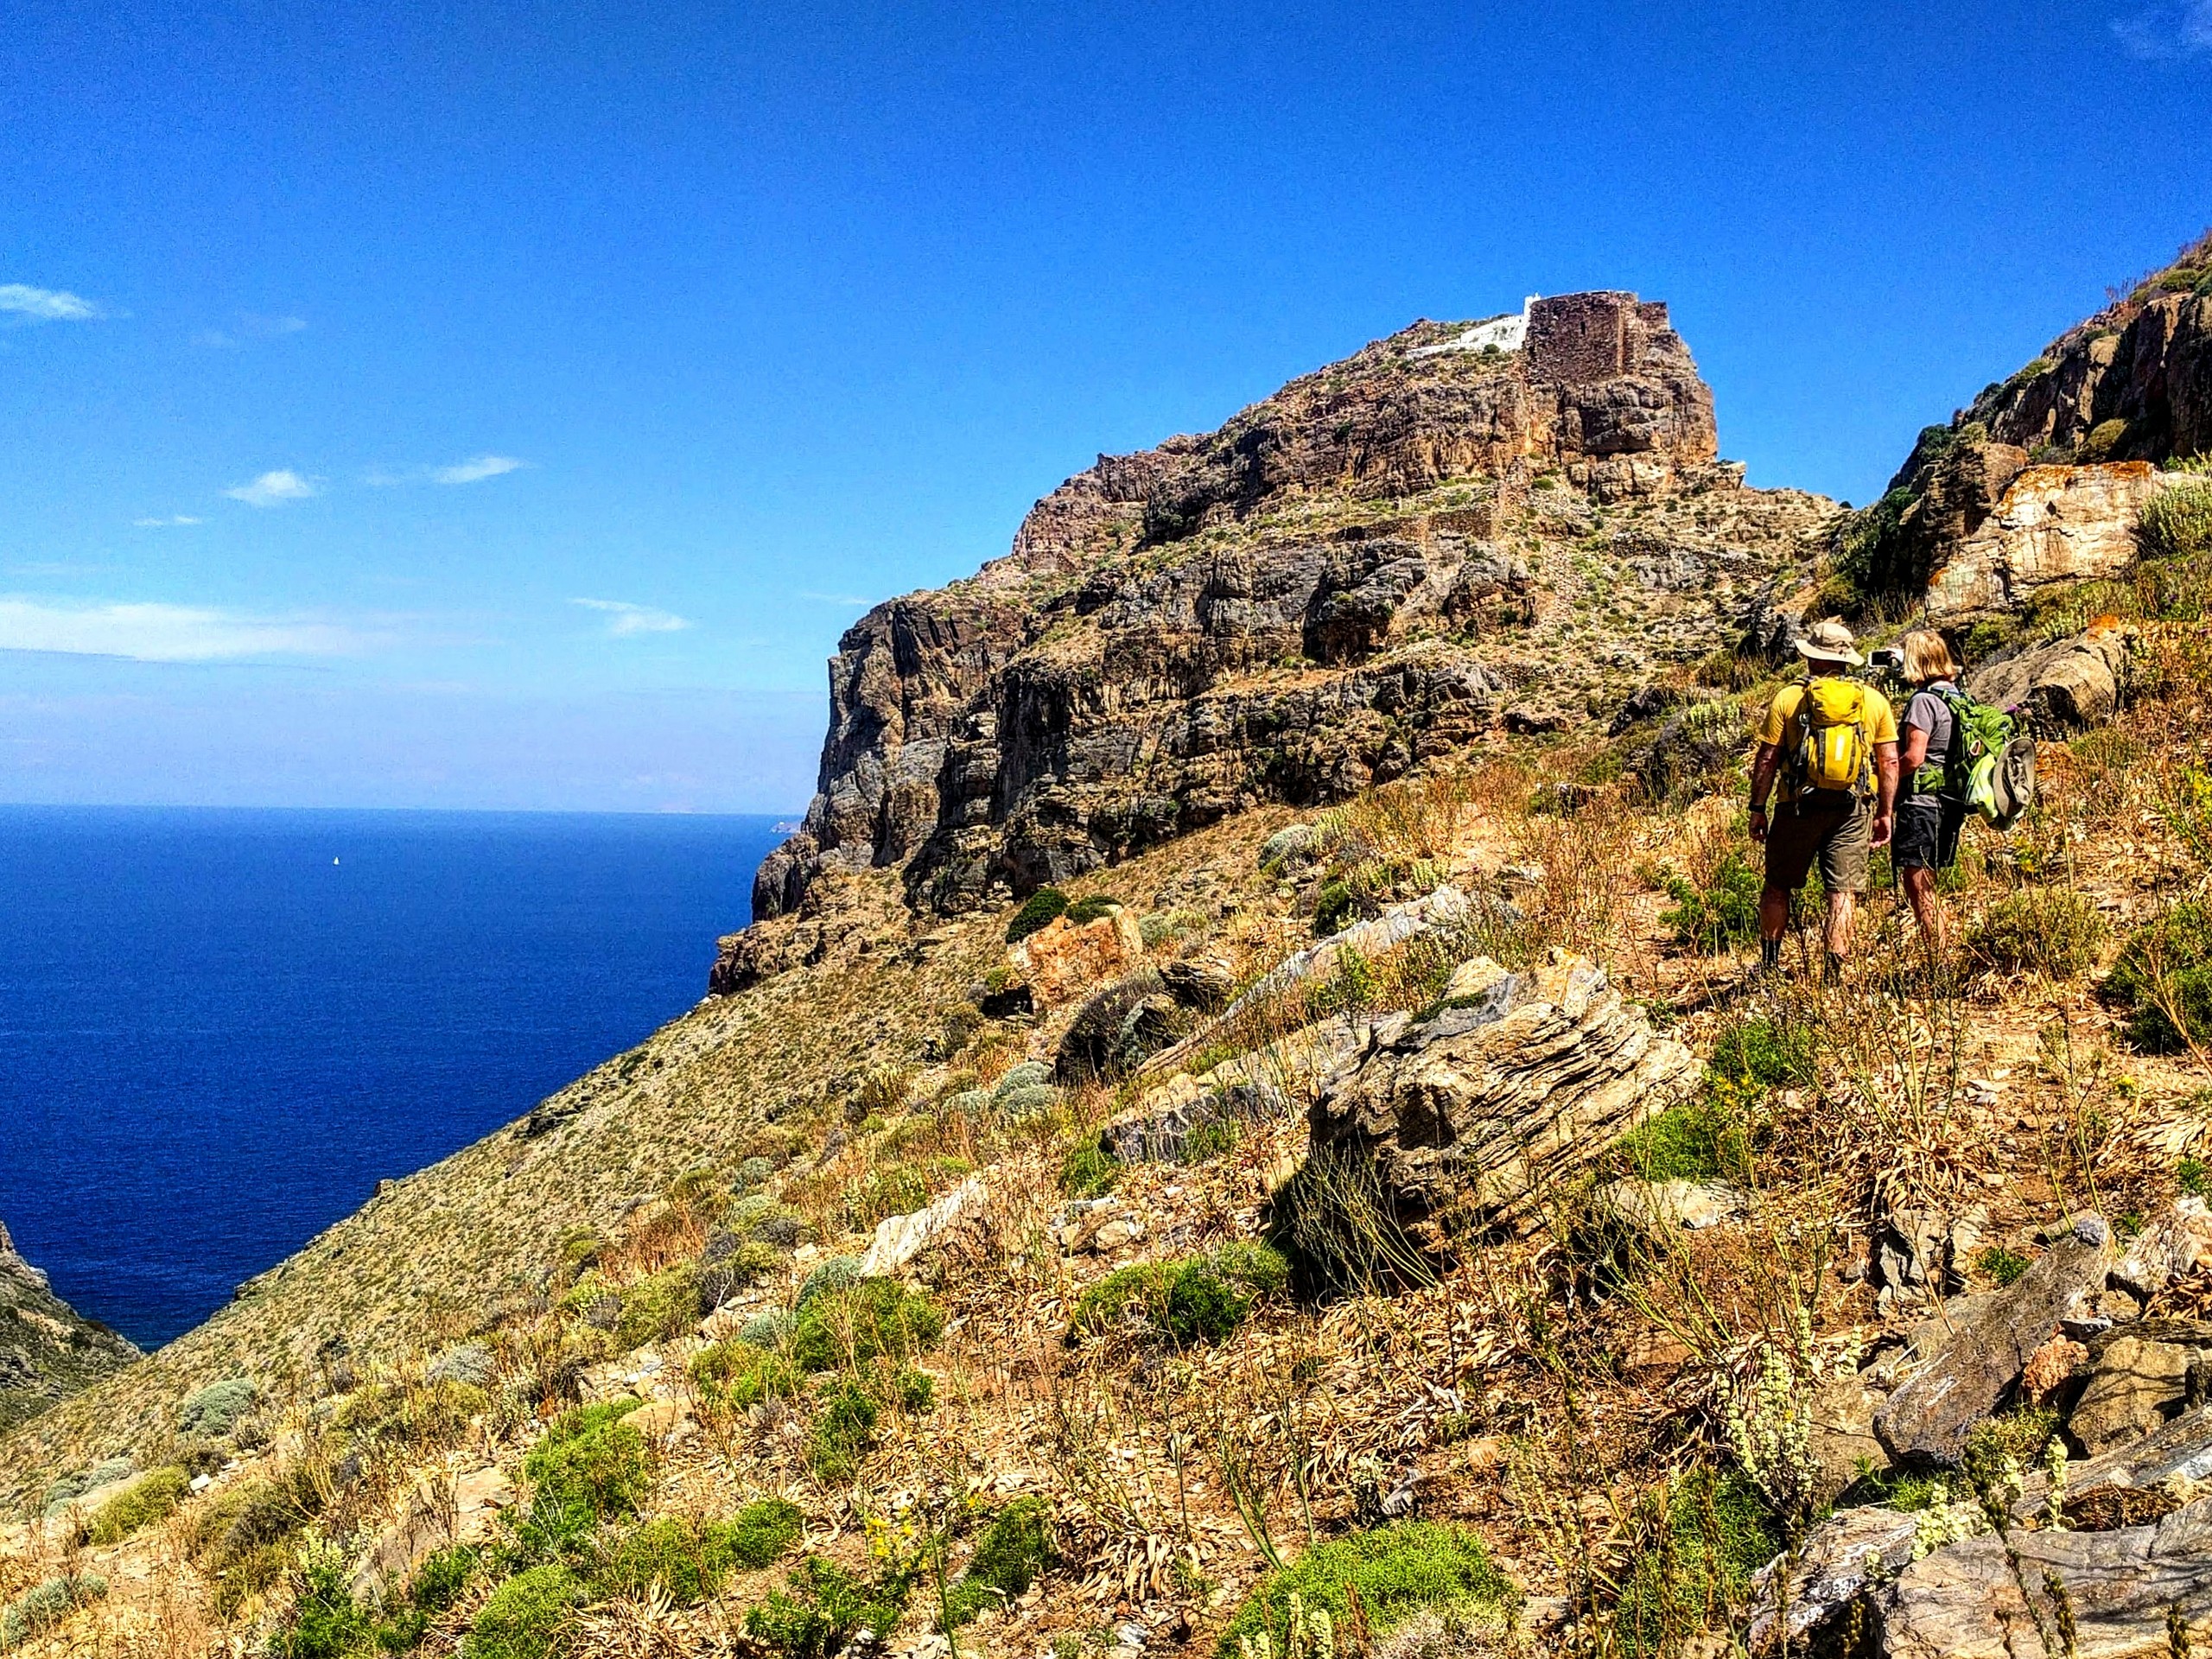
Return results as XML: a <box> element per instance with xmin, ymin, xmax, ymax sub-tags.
<box><xmin>1902</xmin><ymin>682</ymin><xmax>1957</xmax><ymax>797</ymax></box>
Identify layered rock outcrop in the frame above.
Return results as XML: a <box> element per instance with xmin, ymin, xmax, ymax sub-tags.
<box><xmin>0</xmin><ymin>1218</ymin><xmax>140</xmax><ymax>1434</ymax></box>
<box><xmin>1851</xmin><ymin>233</ymin><xmax>2212</xmax><ymax>614</ymax></box>
<box><xmin>719</xmin><ymin>293</ymin><xmax>1830</xmax><ymax>986</ymax></box>
<box><xmin>1306</xmin><ymin>954</ymin><xmax>1700</xmax><ymax>1243</ymax></box>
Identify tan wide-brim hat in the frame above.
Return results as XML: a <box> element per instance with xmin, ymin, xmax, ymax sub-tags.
<box><xmin>1794</xmin><ymin>617</ymin><xmax>1865</xmax><ymax>666</ymax></box>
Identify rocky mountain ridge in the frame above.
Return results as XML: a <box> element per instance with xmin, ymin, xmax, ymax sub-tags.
<box><xmin>0</xmin><ymin>1220</ymin><xmax>138</xmax><ymax>1436</ymax></box>
<box><xmin>721</xmin><ymin>290</ymin><xmax>1833</xmax><ymax>992</ymax></box>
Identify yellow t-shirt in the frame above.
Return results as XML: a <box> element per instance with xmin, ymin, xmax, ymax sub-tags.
<box><xmin>1756</xmin><ymin>677</ymin><xmax>1898</xmax><ymax>749</ymax></box>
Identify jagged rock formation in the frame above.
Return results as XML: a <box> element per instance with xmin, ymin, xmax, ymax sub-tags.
<box><xmin>1307</xmin><ymin>953</ymin><xmax>1700</xmax><ymax>1243</ymax></box>
<box><xmin>721</xmin><ymin>291</ymin><xmax>1831</xmax><ymax>987</ymax></box>
<box><xmin>0</xmin><ymin>1218</ymin><xmax>140</xmax><ymax>1433</ymax></box>
<box><xmin>1849</xmin><ymin>232</ymin><xmax>2212</xmax><ymax>611</ymax></box>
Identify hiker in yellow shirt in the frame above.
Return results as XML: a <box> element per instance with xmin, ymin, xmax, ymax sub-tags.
<box><xmin>1745</xmin><ymin>619</ymin><xmax>1899</xmax><ymax>980</ymax></box>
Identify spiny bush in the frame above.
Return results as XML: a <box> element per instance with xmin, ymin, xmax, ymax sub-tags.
<box><xmin>1270</xmin><ymin>1144</ymin><xmax>1436</xmax><ymax>1298</ymax></box>
<box><xmin>1660</xmin><ymin>851</ymin><xmax>1762</xmax><ymax>954</ymax></box>
<box><xmin>1612</xmin><ymin>1469</ymin><xmax>1779</xmax><ymax>1652</ymax></box>
<box><xmin>464</xmin><ymin>1564</ymin><xmax>586</xmax><ymax>1659</ymax></box>
<box><xmin>747</xmin><ymin>1556</ymin><xmax>915</xmax><ymax>1659</ymax></box>
<box><xmin>600</xmin><ymin>1500</ymin><xmax>804</xmax><ymax>1603</ymax></box>
<box><xmin>1064</xmin><ymin>893</ymin><xmax>1122</xmax><ymax>925</ymax></box>
<box><xmin>178</xmin><ymin>1375</ymin><xmax>257</xmax><ymax>1436</ymax></box>
<box><xmin>1214</xmin><ymin>1522</ymin><xmax>1512</xmax><ymax>1659</ymax></box>
<box><xmin>804</xmin><ymin>1382</ymin><xmax>880</xmax><ymax>1480</ymax></box>
<box><xmin>332</xmin><ymin>1376</ymin><xmax>488</xmax><ymax>1451</ymax></box>
<box><xmin>2107</xmin><ymin>903</ymin><xmax>2212</xmax><ymax>1052</ymax></box>
<box><xmin>87</xmin><ymin>1465</ymin><xmax>189</xmax><ymax>1544</ymax></box>
<box><xmin>1966</xmin><ymin>887</ymin><xmax>2107</xmax><ymax>979</ymax></box>
<box><xmin>1071</xmin><ymin>1243</ymin><xmax>1289</xmax><ymax>1344</ymax></box>
<box><xmin>1</xmin><ymin>1573</ymin><xmax>107</xmax><ymax>1649</ymax></box>
<box><xmin>795</xmin><ymin>1255</ymin><xmax>862</xmax><ymax>1309</ymax></box>
<box><xmin>1058</xmin><ymin>1138</ymin><xmax>1121</xmax><ymax>1199</ymax></box>
<box><xmin>519</xmin><ymin>1400</ymin><xmax>652</xmax><ymax>1548</ymax></box>
<box><xmin>1313</xmin><ymin>880</ymin><xmax>1357</xmax><ymax>938</ymax></box>
<box><xmin>611</xmin><ymin>1259</ymin><xmax>704</xmax><ymax>1349</ymax></box>
<box><xmin>788</xmin><ymin>1279</ymin><xmax>944</xmax><ymax>1374</ymax></box>
<box><xmin>41</xmin><ymin>1455</ymin><xmax>136</xmax><ymax>1517</ymax></box>
<box><xmin>943</xmin><ymin>1497</ymin><xmax>1058</xmax><ymax>1626</ymax></box>
<box><xmin>1007</xmin><ymin>887</ymin><xmax>1069</xmax><ymax>944</ymax></box>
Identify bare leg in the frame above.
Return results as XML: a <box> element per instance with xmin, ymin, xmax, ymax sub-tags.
<box><xmin>1824</xmin><ymin>889</ymin><xmax>1856</xmax><ymax>962</ymax></box>
<box><xmin>1901</xmin><ymin>866</ymin><xmax>1946</xmax><ymax>956</ymax></box>
<box><xmin>1759</xmin><ymin>885</ymin><xmax>1791</xmax><ymax>944</ymax></box>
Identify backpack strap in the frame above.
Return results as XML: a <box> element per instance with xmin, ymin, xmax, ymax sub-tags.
<box><xmin>1931</xmin><ymin>686</ymin><xmax>1972</xmax><ymax>799</ymax></box>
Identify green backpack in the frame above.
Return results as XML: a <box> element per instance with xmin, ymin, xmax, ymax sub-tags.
<box><xmin>1921</xmin><ymin>686</ymin><xmax>2028</xmax><ymax>826</ymax></box>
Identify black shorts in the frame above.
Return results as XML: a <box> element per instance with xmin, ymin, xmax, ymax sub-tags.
<box><xmin>1894</xmin><ymin>796</ymin><xmax>1966</xmax><ymax>873</ymax></box>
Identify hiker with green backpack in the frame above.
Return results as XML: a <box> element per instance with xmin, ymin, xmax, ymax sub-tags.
<box><xmin>1746</xmin><ymin>619</ymin><xmax>1899</xmax><ymax>980</ymax></box>
<box><xmin>1890</xmin><ymin>627</ymin><xmax>2035</xmax><ymax>957</ymax></box>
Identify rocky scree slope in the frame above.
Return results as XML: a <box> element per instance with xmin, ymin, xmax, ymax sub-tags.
<box><xmin>725</xmin><ymin>291</ymin><xmax>1832</xmax><ymax>992</ymax></box>
<box><xmin>0</xmin><ymin>1221</ymin><xmax>137</xmax><ymax>1435</ymax></box>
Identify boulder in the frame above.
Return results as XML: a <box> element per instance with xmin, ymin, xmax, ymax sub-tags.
<box><xmin>1051</xmin><ymin>1198</ymin><xmax>1144</xmax><ymax>1255</ymax></box>
<box><xmin>1964</xmin><ymin>620</ymin><xmax>2135</xmax><ymax>734</ymax></box>
<box><xmin>855</xmin><ymin>1177</ymin><xmax>988</xmax><ymax>1278</ymax></box>
<box><xmin>1881</xmin><ymin>1495</ymin><xmax>2212</xmax><ymax>1659</ymax></box>
<box><xmin>1806</xmin><ymin>1371</ymin><xmax>1895</xmax><ymax>1504</ymax></box>
<box><xmin>1011</xmin><ymin>908</ymin><xmax>1147</xmax><ymax>1008</ymax></box>
<box><xmin>1747</xmin><ymin>1503</ymin><xmax>1919</xmax><ymax>1654</ymax></box>
<box><xmin>1599</xmin><ymin>1179</ymin><xmax>1747</xmax><ymax>1233</ymax></box>
<box><xmin>2069</xmin><ymin>1335</ymin><xmax>2206</xmax><ymax>1457</ymax></box>
<box><xmin>1159</xmin><ymin>956</ymin><xmax>1235</xmax><ymax>1013</ymax></box>
<box><xmin>1874</xmin><ymin>1217</ymin><xmax>2114</xmax><ymax>1466</ymax></box>
<box><xmin>1056</xmin><ymin>972</ymin><xmax>1187</xmax><ymax>1082</ymax></box>
<box><xmin>1100</xmin><ymin>1073</ymin><xmax>1287</xmax><ymax>1164</ymax></box>
<box><xmin>1309</xmin><ymin>952</ymin><xmax>1700</xmax><ymax>1243</ymax></box>
<box><xmin>1222</xmin><ymin>886</ymin><xmax>1486</xmax><ymax>1021</ymax></box>
<box><xmin>1925</xmin><ymin>462</ymin><xmax>2169</xmax><ymax>622</ymax></box>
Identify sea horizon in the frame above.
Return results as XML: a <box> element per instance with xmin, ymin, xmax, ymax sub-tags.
<box><xmin>0</xmin><ymin>804</ymin><xmax>792</xmax><ymax>1350</ymax></box>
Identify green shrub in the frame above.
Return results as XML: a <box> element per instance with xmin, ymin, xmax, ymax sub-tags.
<box><xmin>1215</xmin><ymin>1522</ymin><xmax>1512</xmax><ymax>1658</ymax></box>
<box><xmin>1</xmin><ymin>1574</ymin><xmax>107</xmax><ymax>1649</ymax></box>
<box><xmin>1070</xmin><ymin>1243</ymin><xmax>1288</xmax><ymax>1344</ymax></box>
<box><xmin>1966</xmin><ymin>889</ymin><xmax>2107</xmax><ymax>979</ymax></box>
<box><xmin>1313</xmin><ymin>880</ymin><xmax>1356</xmax><ymax>938</ymax></box>
<box><xmin>741</xmin><ymin>1309</ymin><xmax>798</xmax><ymax>1350</ymax></box>
<box><xmin>889</xmin><ymin>1367</ymin><xmax>935</xmax><ymax>1414</ymax></box>
<box><xmin>2107</xmin><ymin>904</ymin><xmax>2212</xmax><ymax>1052</ymax></box>
<box><xmin>1613</xmin><ymin>1470</ymin><xmax>1778</xmax><ymax>1653</ymax></box>
<box><xmin>1058</xmin><ymin>1139</ymin><xmax>1121</xmax><ymax>1199</ymax></box>
<box><xmin>88</xmin><ymin>1465</ymin><xmax>189</xmax><ymax>1544</ymax></box>
<box><xmin>612</xmin><ymin>1260</ymin><xmax>704</xmax><ymax>1349</ymax></box>
<box><xmin>178</xmin><ymin>1376</ymin><xmax>257</xmax><ymax>1436</ymax></box>
<box><xmin>41</xmin><ymin>1456</ymin><xmax>137</xmax><ymax>1518</ymax></box>
<box><xmin>2142</xmin><ymin>481</ymin><xmax>2212</xmax><ymax>563</ymax></box>
<box><xmin>411</xmin><ymin>1545</ymin><xmax>482</xmax><ymax>1611</ymax></box>
<box><xmin>747</xmin><ymin>1557</ymin><xmax>914</xmax><ymax>1659</ymax></box>
<box><xmin>1660</xmin><ymin>853</ymin><xmax>1762</xmax><ymax>954</ymax></box>
<box><xmin>1007</xmin><ymin>888</ymin><xmax>1069</xmax><ymax>944</ymax></box>
<box><xmin>273</xmin><ymin>1537</ymin><xmax>382</xmax><ymax>1659</ymax></box>
<box><xmin>804</xmin><ymin>1383</ymin><xmax>880</xmax><ymax>1480</ymax></box>
<box><xmin>2080</xmin><ymin>417</ymin><xmax>2131</xmax><ymax>461</ymax></box>
<box><xmin>599</xmin><ymin>1500</ymin><xmax>804</xmax><ymax>1599</ymax></box>
<box><xmin>692</xmin><ymin>1342</ymin><xmax>804</xmax><ymax>1410</ymax></box>
<box><xmin>943</xmin><ymin>1497</ymin><xmax>1057</xmax><ymax>1626</ymax></box>
<box><xmin>464</xmin><ymin>1565</ymin><xmax>586</xmax><ymax>1659</ymax></box>
<box><xmin>1976</xmin><ymin>1244</ymin><xmax>2031</xmax><ymax>1287</ymax></box>
<box><xmin>1064</xmin><ymin>894</ymin><xmax>1122</xmax><ymax>926</ymax></box>
<box><xmin>520</xmin><ymin>1401</ymin><xmax>652</xmax><ymax>1548</ymax></box>
<box><xmin>788</xmin><ymin>1280</ymin><xmax>944</xmax><ymax>1374</ymax></box>
<box><xmin>1708</xmin><ymin>1016</ymin><xmax>1816</xmax><ymax>1092</ymax></box>
<box><xmin>1611</xmin><ymin>1096</ymin><xmax>1752</xmax><ymax>1184</ymax></box>
<box><xmin>2183</xmin><ymin>1157</ymin><xmax>2211</xmax><ymax>1198</ymax></box>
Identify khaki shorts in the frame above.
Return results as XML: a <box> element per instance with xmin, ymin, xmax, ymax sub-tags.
<box><xmin>1764</xmin><ymin>795</ymin><xmax>1872</xmax><ymax>894</ymax></box>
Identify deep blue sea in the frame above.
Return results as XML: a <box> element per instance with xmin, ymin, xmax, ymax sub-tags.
<box><xmin>0</xmin><ymin>806</ymin><xmax>786</xmax><ymax>1351</ymax></box>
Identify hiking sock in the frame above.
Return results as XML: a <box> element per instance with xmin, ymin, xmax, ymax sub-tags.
<box><xmin>1760</xmin><ymin>937</ymin><xmax>1781</xmax><ymax>969</ymax></box>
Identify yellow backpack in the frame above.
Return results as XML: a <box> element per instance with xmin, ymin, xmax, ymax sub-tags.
<box><xmin>1788</xmin><ymin>677</ymin><xmax>1873</xmax><ymax>800</ymax></box>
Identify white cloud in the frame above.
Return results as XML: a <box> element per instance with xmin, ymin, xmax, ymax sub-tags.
<box><xmin>432</xmin><ymin>454</ymin><xmax>527</xmax><ymax>485</ymax></box>
<box><xmin>0</xmin><ymin>597</ymin><xmax>359</xmax><ymax>661</ymax></box>
<box><xmin>2113</xmin><ymin>0</ymin><xmax>2212</xmax><ymax>54</ymax></box>
<box><xmin>571</xmin><ymin>598</ymin><xmax>692</xmax><ymax>637</ymax></box>
<box><xmin>133</xmin><ymin>515</ymin><xmax>203</xmax><ymax>528</ymax></box>
<box><xmin>198</xmin><ymin>314</ymin><xmax>308</xmax><ymax>349</ymax></box>
<box><xmin>226</xmin><ymin>469</ymin><xmax>319</xmax><ymax>507</ymax></box>
<box><xmin>800</xmin><ymin>590</ymin><xmax>872</xmax><ymax>607</ymax></box>
<box><xmin>0</xmin><ymin>283</ymin><xmax>111</xmax><ymax>322</ymax></box>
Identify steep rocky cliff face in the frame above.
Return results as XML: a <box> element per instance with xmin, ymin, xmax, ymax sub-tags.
<box><xmin>1845</xmin><ymin>232</ymin><xmax>2212</xmax><ymax>611</ymax></box>
<box><xmin>0</xmin><ymin>1218</ymin><xmax>139</xmax><ymax>1433</ymax></box>
<box><xmin>722</xmin><ymin>292</ymin><xmax>1831</xmax><ymax>988</ymax></box>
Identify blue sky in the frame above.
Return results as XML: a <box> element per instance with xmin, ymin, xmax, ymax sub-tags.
<box><xmin>2</xmin><ymin>1</ymin><xmax>2205</xmax><ymax>811</ymax></box>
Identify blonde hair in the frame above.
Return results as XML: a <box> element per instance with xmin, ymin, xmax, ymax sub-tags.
<box><xmin>1901</xmin><ymin>630</ymin><xmax>1959</xmax><ymax>684</ymax></box>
